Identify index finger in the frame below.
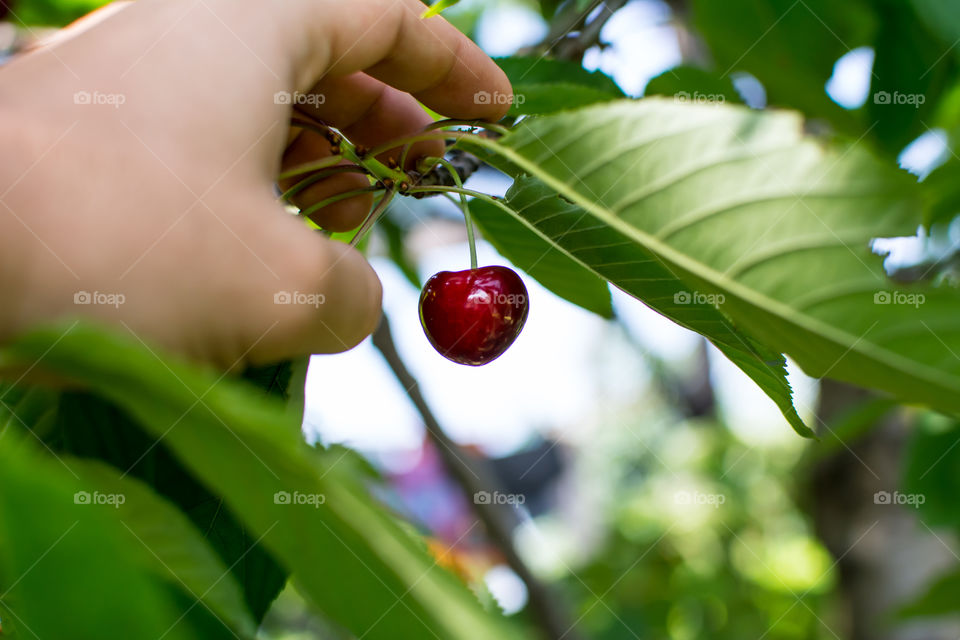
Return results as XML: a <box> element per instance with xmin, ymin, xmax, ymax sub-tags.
<box><xmin>284</xmin><ymin>0</ymin><xmax>512</xmax><ymax>120</ymax></box>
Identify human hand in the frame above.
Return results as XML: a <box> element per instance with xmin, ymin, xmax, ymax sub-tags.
<box><xmin>0</xmin><ymin>0</ymin><xmax>510</xmax><ymax>368</ymax></box>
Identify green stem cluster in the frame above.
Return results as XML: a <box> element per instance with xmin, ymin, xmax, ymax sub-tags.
<box><xmin>283</xmin><ymin>117</ymin><xmax>510</xmax><ymax>271</ymax></box>
<box><xmin>425</xmin><ymin>156</ymin><xmax>478</xmax><ymax>270</ymax></box>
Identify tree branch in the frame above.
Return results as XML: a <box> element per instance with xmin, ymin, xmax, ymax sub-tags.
<box><xmin>413</xmin><ymin>148</ymin><xmax>485</xmax><ymax>196</ymax></box>
<box><xmin>553</xmin><ymin>0</ymin><xmax>628</xmax><ymax>61</ymax></box>
<box><xmin>372</xmin><ymin>313</ymin><xmax>583</xmax><ymax>640</ymax></box>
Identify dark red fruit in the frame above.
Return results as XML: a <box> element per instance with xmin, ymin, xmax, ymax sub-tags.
<box><xmin>419</xmin><ymin>266</ymin><xmax>529</xmax><ymax>366</ymax></box>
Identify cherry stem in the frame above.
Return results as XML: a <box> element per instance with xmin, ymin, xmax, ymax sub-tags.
<box><xmin>350</xmin><ymin>189</ymin><xmax>397</xmax><ymax>248</ymax></box>
<box><xmin>298</xmin><ymin>186</ymin><xmax>382</xmax><ymax>219</ymax></box>
<box><xmin>278</xmin><ymin>155</ymin><xmax>345</xmax><ymax>181</ymax></box>
<box><xmin>277</xmin><ymin>166</ymin><xmax>371</xmax><ymax>203</ymax></box>
<box><xmin>407</xmin><ymin>184</ymin><xmax>494</xmax><ymax>201</ymax></box>
<box><xmin>399</xmin><ymin>141</ymin><xmax>415</xmax><ymax>173</ymax></box>
<box><xmin>415</xmin><ymin>163</ymin><xmax>478</xmax><ymax>270</ymax></box>
<box><xmin>290</xmin><ymin>118</ymin><xmax>408</xmax><ymax>186</ymax></box>
<box><xmin>422</xmin><ymin>119</ymin><xmax>510</xmax><ymax>136</ymax></box>
<box><xmin>364</xmin><ymin>130</ymin><xmax>486</xmax><ymax>161</ymax></box>
<box><xmin>408</xmin><ymin>185</ymin><xmax>527</xmax><ymax>253</ymax></box>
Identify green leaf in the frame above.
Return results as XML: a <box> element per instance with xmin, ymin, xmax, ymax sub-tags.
<box><xmin>921</xmin><ymin>155</ymin><xmax>960</xmax><ymax>226</ymax></box>
<box><xmin>495</xmin><ymin>56</ymin><xmax>624</xmax><ymax>116</ymax></box>
<box><xmin>472</xmin><ymin>195</ymin><xmax>614</xmax><ymax>318</ymax></box>
<box><xmin>898</xmin><ymin>568</ymin><xmax>960</xmax><ymax>618</ymax></box>
<box><xmin>496</xmin><ymin>57</ymin><xmax>623</xmax><ymax>95</ymax></box>
<box><xmin>7</xmin><ymin>0</ymin><xmax>109</xmax><ymax>26</ymax></box>
<box><xmin>478</xmin><ymin>99</ymin><xmax>960</xmax><ymax>428</ymax></box>
<box><xmin>539</xmin><ymin>0</ymin><xmax>562</xmax><ymax>19</ymax></box>
<box><xmin>482</xmin><ymin>176</ymin><xmax>809</xmax><ymax>436</ymax></box>
<box><xmin>50</xmin><ymin>391</ymin><xmax>289</xmax><ymax>624</ymax></box>
<box><xmin>68</xmin><ymin>457</ymin><xmax>257</xmax><ymax>638</ymax></box>
<box><xmin>4</xmin><ymin>358</ymin><xmax>297</xmax><ymax>630</ymax></box>
<box><xmin>0</xmin><ymin>384</ymin><xmax>58</xmax><ymax>433</ymax></box>
<box><xmin>911</xmin><ymin>0</ymin><xmax>960</xmax><ymax>57</ymax></box>
<box><xmin>0</xmin><ymin>323</ymin><xmax>525</xmax><ymax>640</ymax></box>
<box><xmin>929</xmin><ymin>85</ymin><xmax>960</xmax><ymax>133</ymax></box>
<box><xmin>284</xmin><ymin>355</ymin><xmax>310</xmax><ymax>422</ymax></box>
<box><xmin>0</xmin><ymin>433</ymin><xmax>200</xmax><ymax>640</ymax></box>
<box><xmin>644</xmin><ymin>66</ymin><xmax>744</xmax><ymax>105</ymax></box>
<box><xmin>421</xmin><ymin>0</ymin><xmax>459</xmax><ymax>19</ymax></box>
<box><xmin>867</xmin><ymin>1</ymin><xmax>958</xmax><ymax>155</ymax></box>
<box><xmin>508</xmin><ymin>83</ymin><xmax>627</xmax><ymax>116</ymax></box>
<box><xmin>690</xmin><ymin>0</ymin><xmax>874</xmax><ymax>132</ymax></box>
<box><xmin>902</xmin><ymin>414</ymin><xmax>960</xmax><ymax>529</ymax></box>
<box><xmin>241</xmin><ymin>361</ymin><xmax>293</xmax><ymax>399</ymax></box>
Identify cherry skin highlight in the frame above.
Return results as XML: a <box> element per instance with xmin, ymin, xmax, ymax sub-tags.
<box><xmin>419</xmin><ymin>266</ymin><xmax>529</xmax><ymax>366</ymax></box>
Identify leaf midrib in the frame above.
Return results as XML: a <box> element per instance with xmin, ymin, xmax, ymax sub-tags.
<box><xmin>481</xmin><ymin>182</ymin><xmax>759</xmax><ymax>354</ymax></box>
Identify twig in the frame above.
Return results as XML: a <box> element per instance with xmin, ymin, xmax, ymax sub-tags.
<box><xmin>414</xmin><ymin>149</ymin><xmax>484</xmax><ymax>194</ymax></box>
<box><xmin>520</xmin><ymin>0</ymin><xmax>603</xmax><ymax>57</ymax></box>
<box><xmin>372</xmin><ymin>313</ymin><xmax>583</xmax><ymax>640</ymax></box>
<box><xmin>662</xmin><ymin>0</ymin><xmax>711</xmax><ymax>66</ymax></box>
<box><xmin>554</xmin><ymin>0</ymin><xmax>628</xmax><ymax>61</ymax></box>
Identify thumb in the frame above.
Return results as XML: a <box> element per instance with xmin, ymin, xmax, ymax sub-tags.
<box><xmin>239</xmin><ymin>211</ymin><xmax>382</xmax><ymax>366</ymax></box>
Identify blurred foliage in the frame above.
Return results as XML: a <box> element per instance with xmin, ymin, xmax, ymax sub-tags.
<box><xmin>541</xmin><ymin>401</ymin><xmax>835</xmax><ymax>639</ymax></box>
<box><xmin>0</xmin><ymin>324</ymin><xmax>524</xmax><ymax>639</ymax></box>
<box><xmin>689</xmin><ymin>0</ymin><xmax>874</xmax><ymax>133</ymax></box>
<box><xmin>903</xmin><ymin>413</ymin><xmax>960</xmax><ymax>531</ymax></box>
<box><xmin>644</xmin><ymin>67</ymin><xmax>744</xmax><ymax>105</ymax></box>
<box><xmin>5</xmin><ymin>0</ymin><xmax>107</xmax><ymax>26</ymax></box>
<box><xmin>494</xmin><ymin>56</ymin><xmax>625</xmax><ymax>116</ymax></box>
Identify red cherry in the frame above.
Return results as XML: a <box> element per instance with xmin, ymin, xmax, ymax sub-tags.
<box><xmin>419</xmin><ymin>266</ymin><xmax>529</xmax><ymax>366</ymax></box>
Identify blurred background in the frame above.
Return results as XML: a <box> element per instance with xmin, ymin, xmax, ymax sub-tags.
<box><xmin>4</xmin><ymin>0</ymin><xmax>960</xmax><ymax>638</ymax></box>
